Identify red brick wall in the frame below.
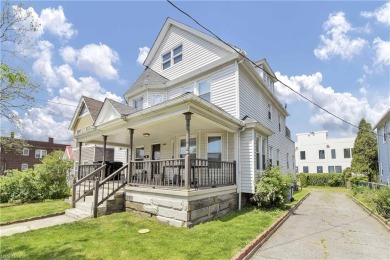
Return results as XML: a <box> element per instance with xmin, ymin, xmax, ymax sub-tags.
<box><xmin>0</xmin><ymin>138</ymin><xmax>68</xmax><ymax>174</ymax></box>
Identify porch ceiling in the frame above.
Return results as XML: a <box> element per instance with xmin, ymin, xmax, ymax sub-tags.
<box><xmin>78</xmin><ymin>111</ymin><xmax>240</xmax><ymax>147</ymax></box>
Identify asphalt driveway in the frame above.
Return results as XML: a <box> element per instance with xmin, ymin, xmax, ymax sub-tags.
<box><xmin>251</xmin><ymin>189</ymin><xmax>390</xmax><ymax>260</ymax></box>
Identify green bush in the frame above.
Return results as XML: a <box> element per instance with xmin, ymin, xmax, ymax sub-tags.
<box><xmin>298</xmin><ymin>173</ymin><xmax>308</xmax><ymax>187</ymax></box>
<box><xmin>349</xmin><ymin>175</ymin><xmax>368</xmax><ymax>187</ymax></box>
<box><xmin>251</xmin><ymin>167</ymin><xmax>291</xmax><ymax>208</ymax></box>
<box><xmin>298</xmin><ymin>173</ymin><xmax>344</xmax><ymax>187</ymax></box>
<box><xmin>373</xmin><ymin>188</ymin><xmax>390</xmax><ymax>219</ymax></box>
<box><xmin>0</xmin><ymin>151</ymin><xmax>72</xmax><ymax>203</ymax></box>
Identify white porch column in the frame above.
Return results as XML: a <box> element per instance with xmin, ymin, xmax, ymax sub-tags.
<box><xmin>184</xmin><ymin>112</ymin><xmax>192</xmax><ymax>190</ymax></box>
<box><xmin>127</xmin><ymin>128</ymin><xmax>134</xmax><ymax>184</ymax></box>
<box><xmin>78</xmin><ymin>141</ymin><xmax>82</xmax><ymax>180</ymax></box>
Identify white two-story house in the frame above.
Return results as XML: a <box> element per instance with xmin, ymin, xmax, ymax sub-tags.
<box><xmin>71</xmin><ymin>18</ymin><xmax>295</xmax><ymax>227</ymax></box>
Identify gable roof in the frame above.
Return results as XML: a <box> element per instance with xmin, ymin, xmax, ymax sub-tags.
<box><xmin>83</xmin><ymin>96</ymin><xmax>104</xmax><ymax>121</ymax></box>
<box><xmin>254</xmin><ymin>59</ymin><xmax>277</xmax><ymax>80</ymax></box>
<box><xmin>106</xmin><ymin>98</ymin><xmax>137</xmax><ymax>115</ymax></box>
<box><xmin>144</xmin><ymin>17</ymin><xmax>235</xmax><ymax>67</ymax></box>
<box><xmin>124</xmin><ymin>67</ymin><xmax>169</xmax><ymax>96</ymax></box>
<box><xmin>68</xmin><ymin>96</ymin><xmax>104</xmax><ymax>131</ymax></box>
<box><xmin>373</xmin><ymin>108</ymin><xmax>390</xmax><ymax>130</ymax></box>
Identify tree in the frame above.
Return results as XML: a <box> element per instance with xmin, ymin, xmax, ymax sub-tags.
<box><xmin>351</xmin><ymin>118</ymin><xmax>378</xmax><ymax>182</ymax></box>
<box><xmin>0</xmin><ymin>1</ymin><xmax>40</xmax><ymax>152</ymax></box>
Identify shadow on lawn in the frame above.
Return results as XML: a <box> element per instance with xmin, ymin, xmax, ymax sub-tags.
<box><xmin>2</xmin><ymin>243</ymin><xmax>88</xmax><ymax>260</ymax></box>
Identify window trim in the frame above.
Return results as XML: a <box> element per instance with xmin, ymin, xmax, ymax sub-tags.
<box><xmin>133</xmin><ymin>96</ymin><xmax>144</xmax><ymax>111</ymax></box>
<box><xmin>21</xmin><ymin>163</ymin><xmax>28</xmax><ymax>171</ymax></box>
<box><xmin>23</xmin><ymin>148</ymin><xmax>29</xmax><ymax>156</ymax></box>
<box><xmin>162</xmin><ymin>44</ymin><xmax>183</xmax><ymax>70</ymax></box>
<box><xmin>206</xmin><ymin>134</ymin><xmax>222</xmax><ymax>162</ymax></box>
<box><xmin>35</xmin><ymin>149</ymin><xmax>47</xmax><ymax>159</ymax></box>
<box><xmin>343</xmin><ymin>148</ymin><xmax>352</xmax><ymax>159</ymax></box>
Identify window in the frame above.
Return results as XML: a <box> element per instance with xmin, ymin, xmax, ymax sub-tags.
<box><xmin>35</xmin><ymin>149</ymin><xmax>47</xmax><ymax>159</ymax></box>
<box><xmin>335</xmin><ymin>166</ymin><xmax>342</xmax><ymax>173</ymax></box>
<box><xmin>256</xmin><ymin>137</ymin><xmax>260</xmax><ymax>170</ymax></box>
<box><xmin>303</xmin><ymin>166</ymin><xmax>309</xmax><ymax>173</ymax></box>
<box><xmin>278</xmin><ymin>114</ymin><xmax>281</xmax><ymax>132</ymax></box>
<box><xmin>319</xmin><ymin>150</ymin><xmax>325</xmax><ymax>159</ymax></box>
<box><xmin>287</xmin><ymin>153</ymin><xmax>289</xmax><ymax>169</ymax></box>
<box><xmin>23</xmin><ymin>148</ymin><xmax>29</xmax><ymax>156</ymax></box>
<box><xmin>162</xmin><ymin>45</ymin><xmax>183</xmax><ymax>70</ymax></box>
<box><xmin>135</xmin><ymin>147</ymin><xmax>144</xmax><ymax>169</ymax></box>
<box><xmin>262</xmin><ymin>138</ymin><xmax>266</xmax><ymax>170</ymax></box>
<box><xmin>331</xmin><ymin>149</ymin><xmax>336</xmax><ymax>159</ymax></box>
<box><xmin>133</xmin><ymin>97</ymin><xmax>143</xmax><ymax>111</ymax></box>
<box><xmin>328</xmin><ymin>166</ymin><xmax>335</xmax><ymax>173</ymax></box>
<box><xmin>317</xmin><ymin>166</ymin><xmax>323</xmax><ymax>173</ymax></box>
<box><xmin>269</xmin><ymin>146</ymin><xmax>273</xmax><ymax>166</ymax></box>
<box><xmin>21</xmin><ymin>164</ymin><xmax>28</xmax><ymax>171</ymax></box>
<box><xmin>180</xmin><ymin>138</ymin><xmax>196</xmax><ymax>159</ymax></box>
<box><xmin>344</xmin><ymin>148</ymin><xmax>351</xmax><ymax>158</ymax></box>
<box><xmin>268</xmin><ymin>104</ymin><xmax>272</xmax><ymax>120</ymax></box>
<box><xmin>276</xmin><ymin>149</ymin><xmax>279</xmax><ymax>166</ymax></box>
<box><xmin>300</xmin><ymin>151</ymin><xmax>306</xmax><ymax>160</ymax></box>
<box><xmin>151</xmin><ymin>94</ymin><xmax>163</xmax><ymax>106</ymax></box>
<box><xmin>384</xmin><ymin>124</ymin><xmax>387</xmax><ymax>143</ymax></box>
<box><xmin>198</xmin><ymin>80</ymin><xmax>211</xmax><ymax>102</ymax></box>
<box><xmin>208</xmin><ymin>136</ymin><xmax>222</xmax><ymax>168</ymax></box>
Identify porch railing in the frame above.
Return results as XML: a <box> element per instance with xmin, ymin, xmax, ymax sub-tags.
<box><xmin>129</xmin><ymin>158</ymin><xmax>236</xmax><ymax>189</ymax></box>
<box><xmin>72</xmin><ymin>164</ymin><xmax>107</xmax><ymax>207</ymax></box>
<box><xmin>78</xmin><ymin>164</ymin><xmax>101</xmax><ymax>179</ymax></box>
<box><xmin>93</xmin><ymin>163</ymin><xmax>128</xmax><ymax>217</ymax></box>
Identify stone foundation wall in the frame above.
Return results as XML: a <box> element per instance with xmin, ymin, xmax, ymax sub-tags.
<box><xmin>125</xmin><ymin>188</ymin><xmax>238</xmax><ymax>228</ymax></box>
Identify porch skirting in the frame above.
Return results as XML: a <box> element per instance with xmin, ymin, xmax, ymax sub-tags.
<box><xmin>124</xmin><ymin>185</ymin><xmax>238</xmax><ymax>227</ymax></box>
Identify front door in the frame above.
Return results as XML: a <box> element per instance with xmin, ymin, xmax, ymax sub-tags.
<box><xmin>151</xmin><ymin>144</ymin><xmax>161</xmax><ymax>179</ymax></box>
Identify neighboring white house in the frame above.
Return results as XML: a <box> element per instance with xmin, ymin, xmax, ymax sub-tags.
<box><xmin>295</xmin><ymin>131</ymin><xmax>355</xmax><ymax>174</ymax></box>
<box><xmin>71</xmin><ymin>18</ymin><xmax>295</xmax><ymax>226</ymax></box>
<box><xmin>373</xmin><ymin>108</ymin><xmax>390</xmax><ymax>184</ymax></box>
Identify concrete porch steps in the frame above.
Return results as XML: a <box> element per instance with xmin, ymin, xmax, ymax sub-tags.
<box><xmin>66</xmin><ymin>190</ymin><xmax>125</xmax><ymax>219</ymax></box>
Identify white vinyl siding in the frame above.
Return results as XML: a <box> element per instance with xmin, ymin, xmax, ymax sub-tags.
<box><xmin>114</xmin><ymin>147</ymin><xmax>128</xmax><ymax>164</ymax></box>
<box><xmin>240</xmin><ymin>128</ymin><xmax>255</xmax><ymax>193</ymax></box>
<box><xmin>239</xmin><ymin>68</ymin><xmax>295</xmax><ymax>175</ymax></box>
<box><xmin>149</xmin><ymin>25</ymin><xmax>230</xmax><ymax>80</ymax></box>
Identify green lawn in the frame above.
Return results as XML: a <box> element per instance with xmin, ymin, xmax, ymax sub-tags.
<box><xmin>0</xmin><ymin>200</ymin><xmax>71</xmax><ymax>223</ymax></box>
<box><xmin>1</xmin><ymin>190</ymin><xmax>309</xmax><ymax>259</ymax></box>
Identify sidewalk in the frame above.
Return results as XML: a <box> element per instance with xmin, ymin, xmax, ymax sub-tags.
<box><xmin>0</xmin><ymin>215</ymin><xmax>78</xmax><ymax>237</ymax></box>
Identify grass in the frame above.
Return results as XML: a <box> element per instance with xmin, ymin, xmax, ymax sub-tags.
<box><xmin>0</xmin><ymin>200</ymin><xmax>71</xmax><ymax>223</ymax></box>
<box><xmin>348</xmin><ymin>187</ymin><xmax>378</xmax><ymax>214</ymax></box>
<box><xmin>1</xmin><ymin>191</ymin><xmax>308</xmax><ymax>259</ymax></box>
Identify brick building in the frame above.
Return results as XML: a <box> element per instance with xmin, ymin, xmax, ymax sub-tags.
<box><xmin>0</xmin><ymin>135</ymin><xmax>68</xmax><ymax>175</ymax></box>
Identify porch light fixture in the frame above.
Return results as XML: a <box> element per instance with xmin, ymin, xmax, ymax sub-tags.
<box><xmin>143</xmin><ymin>133</ymin><xmax>150</xmax><ymax>137</ymax></box>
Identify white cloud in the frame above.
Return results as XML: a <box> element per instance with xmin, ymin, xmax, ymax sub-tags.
<box><xmin>137</xmin><ymin>46</ymin><xmax>150</xmax><ymax>65</ymax></box>
<box><xmin>59</xmin><ymin>44</ymin><xmax>119</xmax><ymax>80</ymax></box>
<box><xmin>314</xmin><ymin>12</ymin><xmax>368</xmax><ymax>60</ymax></box>
<box><xmin>59</xmin><ymin>46</ymin><xmax>77</xmax><ymax>63</ymax></box>
<box><xmin>361</xmin><ymin>2</ymin><xmax>390</xmax><ymax>26</ymax></box>
<box><xmin>16</xmin><ymin>108</ymin><xmax>73</xmax><ymax>143</ymax></box>
<box><xmin>32</xmin><ymin>40</ymin><xmax>58</xmax><ymax>89</ymax></box>
<box><xmin>40</xmin><ymin>6</ymin><xmax>76</xmax><ymax>40</ymax></box>
<box><xmin>359</xmin><ymin>86</ymin><xmax>367</xmax><ymax>96</ymax></box>
<box><xmin>372</xmin><ymin>37</ymin><xmax>390</xmax><ymax>67</ymax></box>
<box><xmin>275</xmin><ymin>71</ymin><xmax>389</xmax><ymax>135</ymax></box>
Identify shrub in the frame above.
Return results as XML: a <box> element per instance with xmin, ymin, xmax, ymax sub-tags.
<box><xmin>298</xmin><ymin>173</ymin><xmax>344</xmax><ymax>187</ymax></box>
<box><xmin>251</xmin><ymin>167</ymin><xmax>291</xmax><ymax>208</ymax></box>
<box><xmin>349</xmin><ymin>175</ymin><xmax>368</xmax><ymax>187</ymax></box>
<box><xmin>298</xmin><ymin>173</ymin><xmax>308</xmax><ymax>187</ymax></box>
<box><xmin>373</xmin><ymin>188</ymin><xmax>390</xmax><ymax>219</ymax></box>
<box><xmin>0</xmin><ymin>151</ymin><xmax>72</xmax><ymax>203</ymax></box>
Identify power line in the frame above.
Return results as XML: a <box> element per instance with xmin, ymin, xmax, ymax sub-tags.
<box><xmin>35</xmin><ymin>98</ymin><xmax>78</xmax><ymax>108</ymax></box>
<box><xmin>166</xmin><ymin>0</ymin><xmax>360</xmax><ymax>130</ymax></box>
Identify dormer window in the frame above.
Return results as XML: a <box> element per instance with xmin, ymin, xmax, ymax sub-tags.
<box><xmin>162</xmin><ymin>45</ymin><xmax>183</xmax><ymax>70</ymax></box>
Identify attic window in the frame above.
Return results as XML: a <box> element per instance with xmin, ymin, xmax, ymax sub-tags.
<box><xmin>162</xmin><ymin>45</ymin><xmax>182</xmax><ymax>70</ymax></box>
<box><xmin>79</xmin><ymin>104</ymin><xmax>89</xmax><ymax>117</ymax></box>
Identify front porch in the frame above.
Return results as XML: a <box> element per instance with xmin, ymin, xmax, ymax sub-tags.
<box><xmin>71</xmin><ymin>95</ymin><xmax>244</xmax><ymax>226</ymax></box>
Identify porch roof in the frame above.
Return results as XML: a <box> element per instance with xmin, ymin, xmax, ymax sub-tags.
<box><xmin>75</xmin><ymin>93</ymin><xmax>245</xmax><ymax>147</ymax></box>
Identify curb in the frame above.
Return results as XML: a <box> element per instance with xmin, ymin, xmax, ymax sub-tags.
<box><xmin>347</xmin><ymin>194</ymin><xmax>390</xmax><ymax>232</ymax></box>
<box><xmin>0</xmin><ymin>212</ymin><xmax>66</xmax><ymax>226</ymax></box>
<box><xmin>232</xmin><ymin>192</ymin><xmax>311</xmax><ymax>260</ymax></box>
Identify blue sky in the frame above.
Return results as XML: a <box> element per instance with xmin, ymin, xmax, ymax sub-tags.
<box><xmin>3</xmin><ymin>1</ymin><xmax>390</xmax><ymax>143</ymax></box>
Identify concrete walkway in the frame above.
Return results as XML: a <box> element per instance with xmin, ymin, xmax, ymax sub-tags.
<box><xmin>0</xmin><ymin>215</ymin><xmax>78</xmax><ymax>237</ymax></box>
<box><xmin>251</xmin><ymin>189</ymin><xmax>390</xmax><ymax>260</ymax></box>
